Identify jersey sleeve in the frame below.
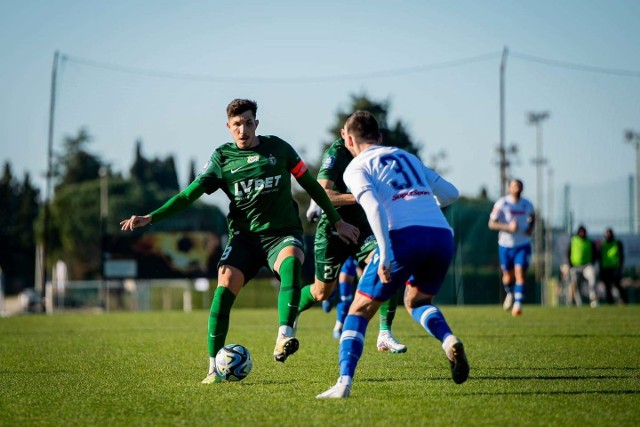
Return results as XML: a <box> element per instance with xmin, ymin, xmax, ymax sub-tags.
<box><xmin>526</xmin><ymin>199</ymin><xmax>536</xmax><ymax>218</ymax></box>
<box><xmin>279</xmin><ymin>138</ymin><xmax>308</xmax><ymax>179</ymax></box>
<box><xmin>490</xmin><ymin>198</ymin><xmax>504</xmax><ymax>221</ymax></box>
<box><xmin>343</xmin><ymin>161</ymin><xmax>372</xmax><ymax>203</ymax></box>
<box><xmin>194</xmin><ymin>150</ymin><xmax>224</xmax><ymax>194</ymax></box>
<box><xmin>421</xmin><ymin>164</ymin><xmax>458</xmax><ymax>208</ymax></box>
<box><xmin>317</xmin><ymin>140</ymin><xmax>341</xmax><ymax>182</ymax></box>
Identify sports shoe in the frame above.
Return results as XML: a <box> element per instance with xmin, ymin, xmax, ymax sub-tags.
<box><xmin>316</xmin><ymin>381</ymin><xmax>351</xmax><ymax>399</ymax></box>
<box><xmin>443</xmin><ymin>335</ymin><xmax>470</xmax><ymax>385</ymax></box>
<box><xmin>512</xmin><ymin>302</ymin><xmax>522</xmax><ymax>317</ymax></box>
<box><xmin>376</xmin><ymin>332</ymin><xmax>408</xmax><ymax>353</ymax></box>
<box><xmin>273</xmin><ymin>336</ymin><xmax>299</xmax><ymax>363</ymax></box>
<box><xmin>503</xmin><ymin>292</ymin><xmax>514</xmax><ymax>311</ymax></box>
<box><xmin>201</xmin><ymin>371</ymin><xmax>223</xmax><ymax>384</ymax></box>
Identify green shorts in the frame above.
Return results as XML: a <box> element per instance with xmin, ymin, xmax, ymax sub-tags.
<box><xmin>218</xmin><ymin>232</ymin><xmax>304</xmax><ymax>283</ymax></box>
<box><xmin>314</xmin><ymin>223</ymin><xmax>377</xmax><ymax>283</ymax></box>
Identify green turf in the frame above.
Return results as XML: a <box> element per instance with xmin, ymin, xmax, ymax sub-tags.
<box><xmin>1</xmin><ymin>306</ymin><xmax>639</xmax><ymax>426</ymax></box>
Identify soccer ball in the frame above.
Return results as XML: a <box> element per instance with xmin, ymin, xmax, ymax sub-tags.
<box><xmin>214</xmin><ymin>344</ymin><xmax>253</xmax><ymax>381</ymax></box>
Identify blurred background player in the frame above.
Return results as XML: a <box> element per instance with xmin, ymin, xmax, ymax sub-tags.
<box><xmin>120</xmin><ymin>99</ymin><xmax>359</xmax><ymax>384</ymax></box>
<box><xmin>488</xmin><ymin>179</ymin><xmax>535</xmax><ymax>316</ymax></box>
<box><xmin>567</xmin><ymin>225</ymin><xmax>598</xmax><ymax>307</ymax></box>
<box><xmin>598</xmin><ymin>227</ymin><xmax>627</xmax><ymax>305</ymax></box>
<box><xmin>303</xmin><ymin>153</ymin><xmax>407</xmax><ymax>353</ymax></box>
<box><xmin>317</xmin><ymin>111</ymin><xmax>466</xmax><ymax>399</ymax></box>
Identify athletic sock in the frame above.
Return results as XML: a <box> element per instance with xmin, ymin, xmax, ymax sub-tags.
<box><xmin>278</xmin><ymin>325</ymin><xmax>294</xmax><ymax>339</ymax></box>
<box><xmin>379</xmin><ymin>290</ymin><xmax>398</xmax><ymax>331</ymax></box>
<box><xmin>514</xmin><ymin>283</ymin><xmax>525</xmax><ymax>304</ymax></box>
<box><xmin>339</xmin><ymin>314</ymin><xmax>369</xmax><ymax>378</ymax></box>
<box><xmin>411</xmin><ymin>304</ymin><xmax>453</xmax><ymax>343</ymax></box>
<box><xmin>278</xmin><ymin>256</ymin><xmax>302</xmax><ymax>327</ymax></box>
<box><xmin>336</xmin><ymin>280</ymin><xmax>353</xmax><ymax>324</ymax></box>
<box><xmin>503</xmin><ymin>283</ymin><xmax>513</xmax><ymax>295</ymax></box>
<box><xmin>298</xmin><ymin>284</ymin><xmax>318</xmax><ymax>313</ymax></box>
<box><xmin>208</xmin><ymin>286</ymin><xmax>236</xmax><ymax>357</ymax></box>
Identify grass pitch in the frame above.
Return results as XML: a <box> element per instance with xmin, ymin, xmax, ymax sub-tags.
<box><xmin>1</xmin><ymin>305</ymin><xmax>639</xmax><ymax>426</ymax></box>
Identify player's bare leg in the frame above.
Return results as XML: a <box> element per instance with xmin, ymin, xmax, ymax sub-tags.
<box><xmin>502</xmin><ymin>269</ymin><xmax>515</xmax><ymax>311</ymax></box>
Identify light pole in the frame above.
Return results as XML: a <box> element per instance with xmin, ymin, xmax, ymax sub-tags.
<box><xmin>499</xmin><ymin>46</ymin><xmax>509</xmax><ymax>196</ymax></box>
<box><xmin>625</xmin><ymin>130</ymin><xmax>640</xmax><ymax>233</ymax></box>
<box><xmin>528</xmin><ymin>111</ymin><xmax>550</xmax><ymax>299</ymax></box>
<box><xmin>99</xmin><ymin>166</ymin><xmax>109</xmax><ymax>311</ymax></box>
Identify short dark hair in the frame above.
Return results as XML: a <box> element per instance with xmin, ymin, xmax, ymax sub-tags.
<box><xmin>226</xmin><ymin>99</ymin><xmax>257</xmax><ymax>119</ymax></box>
<box><xmin>344</xmin><ymin>110</ymin><xmax>380</xmax><ymax>141</ymax></box>
<box><xmin>510</xmin><ymin>179</ymin><xmax>524</xmax><ymax>190</ymax></box>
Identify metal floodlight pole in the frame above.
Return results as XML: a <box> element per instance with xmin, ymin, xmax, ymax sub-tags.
<box><xmin>499</xmin><ymin>47</ymin><xmax>509</xmax><ymax>196</ymax></box>
<box><xmin>41</xmin><ymin>50</ymin><xmax>59</xmax><ymax>308</ymax></box>
<box><xmin>528</xmin><ymin>111</ymin><xmax>550</xmax><ymax>302</ymax></box>
<box><xmin>545</xmin><ymin>168</ymin><xmax>554</xmax><ymax>306</ymax></box>
<box><xmin>625</xmin><ymin>130</ymin><xmax>640</xmax><ymax>233</ymax></box>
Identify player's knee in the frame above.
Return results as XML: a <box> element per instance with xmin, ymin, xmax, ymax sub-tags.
<box><xmin>312</xmin><ymin>280</ymin><xmax>336</xmax><ymax>300</ymax></box>
<box><xmin>404</xmin><ymin>293</ymin><xmax>433</xmax><ymax>311</ymax></box>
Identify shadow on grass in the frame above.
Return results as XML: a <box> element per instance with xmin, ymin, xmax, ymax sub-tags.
<box><xmin>459</xmin><ymin>389</ymin><xmax>640</xmax><ymax>396</ymax></box>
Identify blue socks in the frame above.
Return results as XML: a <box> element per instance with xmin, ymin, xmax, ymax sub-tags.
<box><xmin>339</xmin><ymin>314</ymin><xmax>368</xmax><ymax>378</ymax></box>
<box><xmin>411</xmin><ymin>304</ymin><xmax>452</xmax><ymax>343</ymax></box>
<box><xmin>514</xmin><ymin>283</ymin><xmax>525</xmax><ymax>304</ymax></box>
<box><xmin>336</xmin><ymin>280</ymin><xmax>353</xmax><ymax>324</ymax></box>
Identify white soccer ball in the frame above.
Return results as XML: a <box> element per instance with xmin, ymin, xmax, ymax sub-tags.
<box><xmin>214</xmin><ymin>344</ymin><xmax>253</xmax><ymax>381</ymax></box>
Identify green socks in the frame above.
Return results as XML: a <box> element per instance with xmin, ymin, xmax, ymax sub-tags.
<box><xmin>298</xmin><ymin>284</ymin><xmax>318</xmax><ymax>313</ymax></box>
<box><xmin>379</xmin><ymin>290</ymin><xmax>398</xmax><ymax>331</ymax></box>
<box><xmin>278</xmin><ymin>256</ymin><xmax>302</xmax><ymax>327</ymax></box>
<box><xmin>207</xmin><ymin>286</ymin><xmax>236</xmax><ymax>357</ymax></box>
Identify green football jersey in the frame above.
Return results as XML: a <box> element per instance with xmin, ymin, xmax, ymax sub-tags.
<box><xmin>196</xmin><ymin>135</ymin><xmax>306</xmax><ymax>235</ymax></box>
<box><xmin>317</xmin><ymin>138</ymin><xmax>368</xmax><ymax>229</ymax></box>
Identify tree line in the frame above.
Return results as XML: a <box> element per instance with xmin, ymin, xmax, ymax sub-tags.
<box><xmin>1</xmin><ymin>94</ymin><xmax>495</xmax><ymax>295</ymax></box>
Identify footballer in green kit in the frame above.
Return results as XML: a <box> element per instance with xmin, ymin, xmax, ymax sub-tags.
<box><xmin>299</xmin><ymin>137</ymin><xmax>407</xmax><ymax>353</ymax></box>
<box><xmin>121</xmin><ymin>99</ymin><xmax>359</xmax><ymax>384</ymax></box>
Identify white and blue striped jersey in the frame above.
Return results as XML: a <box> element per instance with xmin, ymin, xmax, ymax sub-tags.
<box><xmin>490</xmin><ymin>195</ymin><xmax>535</xmax><ymax>248</ymax></box>
<box><xmin>343</xmin><ymin>145</ymin><xmax>457</xmax><ymax>233</ymax></box>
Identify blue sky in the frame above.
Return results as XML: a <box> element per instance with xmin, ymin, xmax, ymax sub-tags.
<box><xmin>1</xmin><ymin>0</ymin><xmax>639</xmax><ymax>232</ymax></box>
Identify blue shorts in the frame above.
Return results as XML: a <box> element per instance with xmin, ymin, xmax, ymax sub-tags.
<box><xmin>498</xmin><ymin>243</ymin><xmax>531</xmax><ymax>272</ymax></box>
<box><xmin>340</xmin><ymin>256</ymin><xmax>358</xmax><ymax>277</ymax></box>
<box><xmin>357</xmin><ymin>226</ymin><xmax>454</xmax><ymax>301</ymax></box>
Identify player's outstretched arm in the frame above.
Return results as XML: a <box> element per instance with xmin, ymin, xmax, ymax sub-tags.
<box><xmin>120</xmin><ymin>215</ymin><xmax>152</xmax><ymax>231</ymax></box>
<box><xmin>120</xmin><ymin>181</ymin><xmax>207</xmax><ymax>231</ymax></box>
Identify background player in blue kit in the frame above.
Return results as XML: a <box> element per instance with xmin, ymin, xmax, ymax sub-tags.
<box><xmin>488</xmin><ymin>179</ymin><xmax>535</xmax><ymax>316</ymax></box>
<box><xmin>317</xmin><ymin>111</ymin><xmax>468</xmax><ymax>399</ymax></box>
